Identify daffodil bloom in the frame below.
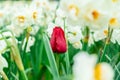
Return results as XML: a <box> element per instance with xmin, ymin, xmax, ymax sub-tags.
<box><xmin>59</xmin><ymin>0</ymin><xmax>83</xmax><ymax>26</ymax></box>
<box><xmin>111</xmin><ymin>29</ymin><xmax>120</xmax><ymax>44</ymax></box>
<box><xmin>67</xmin><ymin>26</ymin><xmax>83</xmax><ymax>49</ymax></box>
<box><xmin>93</xmin><ymin>29</ymin><xmax>108</xmax><ymax>42</ymax></box>
<box><xmin>0</xmin><ymin>31</ymin><xmax>13</xmax><ymax>52</ymax></box>
<box><xmin>0</xmin><ymin>10</ymin><xmax>7</xmax><ymax>27</ymax></box>
<box><xmin>82</xmin><ymin>4</ymin><xmax>109</xmax><ymax>30</ymax></box>
<box><xmin>108</xmin><ymin>15</ymin><xmax>120</xmax><ymax>29</ymax></box>
<box><xmin>31</xmin><ymin>0</ymin><xmax>50</xmax><ymax>9</ymax></box>
<box><xmin>6</xmin><ymin>24</ymin><xmax>24</xmax><ymax>37</ymax></box>
<box><xmin>73</xmin><ymin>52</ymin><xmax>114</xmax><ymax>80</ymax></box>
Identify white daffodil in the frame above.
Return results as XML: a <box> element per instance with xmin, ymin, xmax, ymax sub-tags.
<box><xmin>30</xmin><ymin>0</ymin><xmax>55</xmax><ymax>27</ymax></box>
<box><xmin>0</xmin><ymin>40</ymin><xmax>7</xmax><ymax>53</ymax></box>
<box><xmin>11</xmin><ymin>5</ymin><xmax>32</xmax><ymax>29</ymax></box>
<box><xmin>31</xmin><ymin>0</ymin><xmax>50</xmax><ymax>9</ymax></box>
<box><xmin>56</xmin><ymin>8</ymin><xmax>66</xmax><ymax>18</ymax></box>
<box><xmin>101</xmin><ymin>0</ymin><xmax>120</xmax><ymax>13</ymax></box>
<box><xmin>93</xmin><ymin>29</ymin><xmax>108</xmax><ymax>42</ymax></box>
<box><xmin>0</xmin><ymin>9</ymin><xmax>7</xmax><ymax>27</ymax></box>
<box><xmin>89</xmin><ymin>0</ymin><xmax>120</xmax><ymax>30</ymax></box>
<box><xmin>0</xmin><ymin>31</ymin><xmax>13</xmax><ymax>52</ymax></box>
<box><xmin>73</xmin><ymin>52</ymin><xmax>114</xmax><ymax>80</ymax></box>
<box><xmin>95</xmin><ymin>63</ymin><xmax>114</xmax><ymax>80</ymax></box>
<box><xmin>111</xmin><ymin>29</ymin><xmax>120</xmax><ymax>44</ymax></box>
<box><xmin>81</xmin><ymin>0</ymin><xmax>110</xmax><ymax>30</ymax></box>
<box><xmin>47</xmin><ymin>22</ymin><xmax>56</xmax><ymax>37</ymax></box>
<box><xmin>73</xmin><ymin>52</ymin><xmax>97</xmax><ymax>80</ymax></box>
<box><xmin>59</xmin><ymin>0</ymin><xmax>83</xmax><ymax>26</ymax></box>
<box><xmin>28</xmin><ymin>6</ymin><xmax>44</xmax><ymax>26</ymax></box>
<box><xmin>108</xmin><ymin>12</ymin><xmax>120</xmax><ymax>29</ymax></box>
<box><xmin>0</xmin><ymin>31</ymin><xmax>17</xmax><ymax>53</ymax></box>
<box><xmin>0</xmin><ymin>54</ymin><xmax>8</xmax><ymax>72</ymax></box>
<box><xmin>6</xmin><ymin>24</ymin><xmax>23</xmax><ymax>37</ymax></box>
<box><xmin>93</xmin><ymin>28</ymin><xmax>120</xmax><ymax>44</ymax></box>
<box><xmin>67</xmin><ymin>26</ymin><xmax>83</xmax><ymax>49</ymax></box>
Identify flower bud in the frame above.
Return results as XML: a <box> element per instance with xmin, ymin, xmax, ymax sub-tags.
<box><xmin>50</xmin><ymin>27</ymin><xmax>67</xmax><ymax>53</ymax></box>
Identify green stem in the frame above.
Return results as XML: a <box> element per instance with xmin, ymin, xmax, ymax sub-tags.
<box><xmin>82</xmin><ymin>41</ymin><xmax>88</xmax><ymax>51</ymax></box>
<box><xmin>82</xmin><ymin>26</ymin><xmax>89</xmax><ymax>51</ymax></box>
<box><xmin>100</xmin><ymin>42</ymin><xmax>109</xmax><ymax>62</ymax></box>
<box><xmin>63</xmin><ymin>18</ymin><xmax>71</xmax><ymax>74</ymax></box>
<box><xmin>55</xmin><ymin>54</ymin><xmax>60</xmax><ymax>74</ymax></box>
<box><xmin>23</xmin><ymin>39</ymin><xmax>28</xmax><ymax>56</ymax></box>
<box><xmin>65</xmin><ymin>50</ymin><xmax>71</xmax><ymax>74</ymax></box>
<box><xmin>20</xmin><ymin>70</ymin><xmax>28</xmax><ymax>80</ymax></box>
<box><xmin>22</xmin><ymin>33</ymin><xmax>30</xmax><ymax>68</ymax></box>
<box><xmin>100</xmin><ymin>28</ymin><xmax>113</xmax><ymax>62</ymax></box>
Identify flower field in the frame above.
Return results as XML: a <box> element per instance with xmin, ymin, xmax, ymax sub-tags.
<box><xmin>0</xmin><ymin>0</ymin><xmax>120</xmax><ymax>80</ymax></box>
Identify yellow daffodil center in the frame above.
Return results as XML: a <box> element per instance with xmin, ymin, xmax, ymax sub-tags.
<box><xmin>73</xmin><ymin>42</ymin><xmax>80</xmax><ymax>48</ymax></box>
<box><xmin>103</xmin><ymin>30</ymin><xmax>108</xmax><ymax>36</ymax></box>
<box><xmin>36</xmin><ymin>2</ymin><xmax>40</xmax><ymax>7</ymax></box>
<box><xmin>0</xmin><ymin>13</ymin><xmax>3</xmax><ymax>17</ymax></box>
<box><xmin>112</xmin><ymin>0</ymin><xmax>118</xmax><ymax>3</ymax></box>
<box><xmin>72</xmin><ymin>32</ymin><xmax>77</xmax><ymax>36</ymax></box>
<box><xmin>17</xmin><ymin>15</ymin><xmax>25</xmax><ymax>23</ymax></box>
<box><xmin>43</xmin><ymin>2</ymin><xmax>46</xmax><ymax>5</ymax></box>
<box><xmin>109</xmin><ymin>18</ymin><xmax>117</xmax><ymax>26</ymax></box>
<box><xmin>32</xmin><ymin>11</ymin><xmax>37</xmax><ymax>20</ymax></box>
<box><xmin>36</xmin><ymin>1</ymin><xmax>49</xmax><ymax>10</ymax></box>
<box><xmin>27</xmin><ymin>26</ymin><xmax>32</xmax><ymax>33</ymax></box>
<box><xmin>94</xmin><ymin>64</ymin><xmax>101</xmax><ymax>80</ymax></box>
<box><xmin>68</xmin><ymin>4</ymin><xmax>80</xmax><ymax>16</ymax></box>
<box><xmin>92</xmin><ymin>10</ymin><xmax>99</xmax><ymax>20</ymax></box>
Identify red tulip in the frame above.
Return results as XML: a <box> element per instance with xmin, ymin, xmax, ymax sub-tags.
<box><xmin>50</xmin><ymin>26</ymin><xmax>67</xmax><ymax>53</ymax></box>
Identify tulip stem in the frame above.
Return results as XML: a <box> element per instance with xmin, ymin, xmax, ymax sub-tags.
<box><xmin>63</xmin><ymin>18</ymin><xmax>71</xmax><ymax>74</ymax></box>
<box><xmin>55</xmin><ymin>54</ymin><xmax>60</xmax><ymax>74</ymax></box>
<box><xmin>65</xmin><ymin>50</ymin><xmax>71</xmax><ymax>74</ymax></box>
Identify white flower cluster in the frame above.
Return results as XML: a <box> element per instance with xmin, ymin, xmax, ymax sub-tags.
<box><xmin>0</xmin><ymin>0</ymin><xmax>57</xmax><ymax>75</ymax></box>
<box><xmin>0</xmin><ymin>0</ymin><xmax>57</xmax><ymax>37</ymax></box>
<box><xmin>1</xmin><ymin>0</ymin><xmax>120</xmax><ymax>49</ymax></box>
<box><xmin>48</xmin><ymin>0</ymin><xmax>120</xmax><ymax>49</ymax></box>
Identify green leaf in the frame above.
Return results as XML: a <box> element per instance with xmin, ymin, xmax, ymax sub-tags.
<box><xmin>43</xmin><ymin>34</ymin><xmax>60</xmax><ymax>80</ymax></box>
<box><xmin>64</xmin><ymin>50</ymin><xmax>71</xmax><ymax>74</ymax></box>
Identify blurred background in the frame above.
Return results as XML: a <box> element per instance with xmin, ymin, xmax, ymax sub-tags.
<box><xmin>0</xmin><ymin>0</ymin><xmax>59</xmax><ymax>1</ymax></box>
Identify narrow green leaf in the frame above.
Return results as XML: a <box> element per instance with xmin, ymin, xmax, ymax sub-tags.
<box><xmin>43</xmin><ymin>34</ymin><xmax>59</xmax><ymax>80</ymax></box>
<box><xmin>64</xmin><ymin>50</ymin><xmax>71</xmax><ymax>74</ymax></box>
